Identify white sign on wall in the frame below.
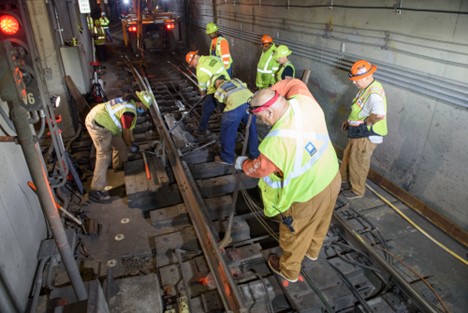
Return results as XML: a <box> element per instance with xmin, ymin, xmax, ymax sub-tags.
<box><xmin>78</xmin><ymin>0</ymin><xmax>91</xmax><ymax>14</ymax></box>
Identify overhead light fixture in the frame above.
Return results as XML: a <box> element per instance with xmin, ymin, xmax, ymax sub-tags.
<box><xmin>51</xmin><ymin>95</ymin><xmax>61</xmax><ymax>108</ymax></box>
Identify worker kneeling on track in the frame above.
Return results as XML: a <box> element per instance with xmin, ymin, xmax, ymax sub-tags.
<box><xmin>85</xmin><ymin>92</ymin><xmax>151</xmax><ymax>203</ymax></box>
<box><xmin>213</xmin><ymin>76</ymin><xmax>259</xmax><ymax>165</ymax></box>
<box><xmin>235</xmin><ymin>81</ymin><xmax>341</xmax><ymax>282</ymax></box>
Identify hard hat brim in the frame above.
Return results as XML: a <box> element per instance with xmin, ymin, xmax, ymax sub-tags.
<box><xmin>348</xmin><ymin>65</ymin><xmax>377</xmax><ymax>81</ymax></box>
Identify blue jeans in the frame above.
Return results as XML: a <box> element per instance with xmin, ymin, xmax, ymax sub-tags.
<box><xmin>226</xmin><ymin>66</ymin><xmax>232</xmax><ymax>77</ymax></box>
<box><xmin>198</xmin><ymin>94</ymin><xmax>217</xmax><ymax>131</ymax></box>
<box><xmin>220</xmin><ymin>103</ymin><xmax>259</xmax><ymax>164</ymax></box>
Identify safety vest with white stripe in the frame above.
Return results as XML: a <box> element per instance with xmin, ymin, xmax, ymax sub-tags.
<box><xmin>210</xmin><ymin>36</ymin><xmax>233</xmax><ymax>70</ymax></box>
<box><xmin>258</xmin><ymin>97</ymin><xmax>339</xmax><ymax>217</ymax></box>
<box><xmin>99</xmin><ymin>17</ymin><xmax>110</xmax><ymax>29</ymax></box>
<box><xmin>93</xmin><ymin>26</ymin><xmax>106</xmax><ymax>45</ymax></box>
<box><xmin>348</xmin><ymin>80</ymin><xmax>388</xmax><ymax>136</ymax></box>
<box><xmin>94</xmin><ymin>98</ymin><xmax>137</xmax><ymax>135</ymax></box>
<box><xmin>196</xmin><ymin>56</ymin><xmax>230</xmax><ymax>95</ymax></box>
<box><xmin>256</xmin><ymin>44</ymin><xmax>279</xmax><ymax>89</ymax></box>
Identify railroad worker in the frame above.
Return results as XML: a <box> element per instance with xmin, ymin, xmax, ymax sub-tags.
<box><xmin>99</xmin><ymin>12</ymin><xmax>113</xmax><ymax>42</ymax></box>
<box><xmin>206</xmin><ymin>22</ymin><xmax>233</xmax><ymax>76</ymax></box>
<box><xmin>93</xmin><ymin>19</ymin><xmax>107</xmax><ymax>62</ymax></box>
<box><xmin>185</xmin><ymin>51</ymin><xmax>231</xmax><ymax>137</ymax></box>
<box><xmin>274</xmin><ymin>45</ymin><xmax>295</xmax><ymax>82</ymax></box>
<box><xmin>86</xmin><ymin>14</ymin><xmax>94</xmax><ymax>31</ymax></box>
<box><xmin>235</xmin><ymin>87</ymin><xmax>341</xmax><ymax>283</ymax></box>
<box><xmin>340</xmin><ymin>60</ymin><xmax>387</xmax><ymax>199</ymax></box>
<box><xmin>85</xmin><ymin>94</ymin><xmax>150</xmax><ymax>203</ymax></box>
<box><xmin>213</xmin><ymin>76</ymin><xmax>259</xmax><ymax>165</ymax></box>
<box><xmin>256</xmin><ymin>34</ymin><xmax>279</xmax><ymax>89</ymax></box>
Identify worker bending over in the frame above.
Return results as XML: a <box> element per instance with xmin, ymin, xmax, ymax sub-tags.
<box><xmin>85</xmin><ymin>93</ymin><xmax>151</xmax><ymax>203</ymax></box>
<box><xmin>186</xmin><ymin>51</ymin><xmax>231</xmax><ymax>137</ymax></box>
<box><xmin>213</xmin><ymin>76</ymin><xmax>259</xmax><ymax>165</ymax></box>
<box><xmin>274</xmin><ymin>45</ymin><xmax>295</xmax><ymax>81</ymax></box>
<box><xmin>256</xmin><ymin>35</ymin><xmax>279</xmax><ymax>89</ymax></box>
<box><xmin>340</xmin><ymin>60</ymin><xmax>388</xmax><ymax>199</ymax></box>
<box><xmin>236</xmin><ymin>81</ymin><xmax>340</xmax><ymax>283</ymax></box>
<box><xmin>206</xmin><ymin>22</ymin><xmax>233</xmax><ymax>76</ymax></box>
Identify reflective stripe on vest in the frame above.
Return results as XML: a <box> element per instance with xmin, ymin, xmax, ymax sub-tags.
<box><xmin>106</xmin><ymin>98</ymin><xmax>135</xmax><ymax>131</ymax></box>
<box><xmin>261</xmin><ymin>100</ymin><xmax>329</xmax><ymax>189</ymax></box>
<box><xmin>211</xmin><ymin>37</ymin><xmax>232</xmax><ymax>68</ymax></box>
<box><xmin>348</xmin><ymin>80</ymin><xmax>388</xmax><ymax>136</ymax></box>
<box><xmin>258</xmin><ymin>97</ymin><xmax>339</xmax><ymax>216</ymax></box>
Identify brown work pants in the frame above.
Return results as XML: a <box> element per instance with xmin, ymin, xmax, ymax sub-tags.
<box><xmin>85</xmin><ymin>109</ymin><xmax>128</xmax><ymax>190</ymax></box>
<box><xmin>279</xmin><ymin>172</ymin><xmax>341</xmax><ymax>280</ymax></box>
<box><xmin>339</xmin><ymin>138</ymin><xmax>377</xmax><ymax>196</ymax></box>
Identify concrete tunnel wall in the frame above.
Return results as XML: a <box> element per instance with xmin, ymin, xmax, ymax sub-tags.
<box><xmin>0</xmin><ymin>101</ymin><xmax>46</xmax><ymax>313</ymax></box>
<box><xmin>179</xmin><ymin>0</ymin><xmax>468</xmax><ymax>230</ymax></box>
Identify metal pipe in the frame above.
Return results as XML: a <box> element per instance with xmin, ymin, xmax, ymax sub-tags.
<box><xmin>29</xmin><ymin>256</ymin><xmax>50</xmax><ymax>313</ymax></box>
<box><xmin>10</xmin><ymin>103</ymin><xmax>87</xmax><ymax>301</ymax></box>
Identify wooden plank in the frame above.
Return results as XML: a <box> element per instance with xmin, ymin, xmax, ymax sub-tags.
<box><xmin>64</xmin><ymin>75</ymin><xmax>91</xmax><ymax>121</ymax></box>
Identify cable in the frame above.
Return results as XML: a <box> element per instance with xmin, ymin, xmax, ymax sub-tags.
<box><xmin>366</xmin><ymin>183</ymin><xmax>468</xmax><ymax>266</ymax></box>
<box><xmin>374</xmin><ymin>246</ymin><xmax>450</xmax><ymax>313</ymax></box>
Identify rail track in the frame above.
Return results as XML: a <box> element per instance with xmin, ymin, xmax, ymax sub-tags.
<box><xmin>80</xmin><ymin>51</ymin><xmax>454</xmax><ymax>313</ymax></box>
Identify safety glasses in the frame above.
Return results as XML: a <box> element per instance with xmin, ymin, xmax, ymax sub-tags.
<box><xmin>247</xmin><ymin>91</ymin><xmax>279</xmax><ymax>114</ymax></box>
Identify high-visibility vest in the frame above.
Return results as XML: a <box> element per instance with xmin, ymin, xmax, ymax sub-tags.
<box><xmin>87</xmin><ymin>16</ymin><xmax>94</xmax><ymax>31</ymax></box>
<box><xmin>275</xmin><ymin>61</ymin><xmax>295</xmax><ymax>82</ymax></box>
<box><xmin>258</xmin><ymin>97</ymin><xmax>339</xmax><ymax>217</ymax></box>
<box><xmin>99</xmin><ymin>17</ymin><xmax>110</xmax><ymax>29</ymax></box>
<box><xmin>196</xmin><ymin>56</ymin><xmax>231</xmax><ymax>95</ymax></box>
<box><xmin>209</xmin><ymin>36</ymin><xmax>233</xmax><ymax>70</ymax></box>
<box><xmin>93</xmin><ymin>98</ymin><xmax>137</xmax><ymax>135</ymax></box>
<box><xmin>93</xmin><ymin>26</ymin><xmax>106</xmax><ymax>45</ymax></box>
<box><xmin>214</xmin><ymin>78</ymin><xmax>252</xmax><ymax>112</ymax></box>
<box><xmin>348</xmin><ymin>80</ymin><xmax>388</xmax><ymax>136</ymax></box>
<box><xmin>256</xmin><ymin>45</ymin><xmax>279</xmax><ymax>88</ymax></box>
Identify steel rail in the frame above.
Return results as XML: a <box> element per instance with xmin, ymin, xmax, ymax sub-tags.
<box><xmin>125</xmin><ymin>60</ymin><xmax>248</xmax><ymax>312</ymax></box>
<box><xmin>332</xmin><ymin>213</ymin><xmax>439</xmax><ymax>313</ymax></box>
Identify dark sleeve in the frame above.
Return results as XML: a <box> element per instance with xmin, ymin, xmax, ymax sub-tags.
<box><xmin>120</xmin><ymin>112</ymin><xmax>135</xmax><ymax>129</ymax></box>
<box><xmin>282</xmin><ymin>65</ymin><xmax>294</xmax><ymax>79</ymax></box>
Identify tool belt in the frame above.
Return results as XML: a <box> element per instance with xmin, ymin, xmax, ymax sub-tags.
<box><xmin>347</xmin><ymin>123</ymin><xmax>379</xmax><ymax>138</ymax></box>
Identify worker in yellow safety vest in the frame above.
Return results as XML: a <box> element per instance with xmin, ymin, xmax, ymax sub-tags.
<box><xmin>340</xmin><ymin>59</ymin><xmax>388</xmax><ymax>199</ymax></box>
<box><xmin>206</xmin><ymin>22</ymin><xmax>233</xmax><ymax>76</ymax></box>
<box><xmin>93</xmin><ymin>19</ymin><xmax>107</xmax><ymax>62</ymax></box>
<box><xmin>99</xmin><ymin>12</ymin><xmax>113</xmax><ymax>42</ymax></box>
<box><xmin>85</xmin><ymin>93</ymin><xmax>151</xmax><ymax>203</ymax></box>
<box><xmin>235</xmin><ymin>81</ymin><xmax>341</xmax><ymax>283</ymax></box>
<box><xmin>86</xmin><ymin>14</ymin><xmax>94</xmax><ymax>31</ymax></box>
<box><xmin>274</xmin><ymin>45</ymin><xmax>295</xmax><ymax>82</ymax></box>
<box><xmin>185</xmin><ymin>51</ymin><xmax>231</xmax><ymax>137</ymax></box>
<box><xmin>256</xmin><ymin>35</ymin><xmax>279</xmax><ymax>89</ymax></box>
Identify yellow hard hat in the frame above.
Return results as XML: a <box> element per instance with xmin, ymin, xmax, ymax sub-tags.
<box><xmin>274</xmin><ymin>45</ymin><xmax>292</xmax><ymax>61</ymax></box>
<box><xmin>136</xmin><ymin>91</ymin><xmax>153</xmax><ymax>108</ymax></box>
<box><xmin>206</xmin><ymin>22</ymin><xmax>218</xmax><ymax>34</ymax></box>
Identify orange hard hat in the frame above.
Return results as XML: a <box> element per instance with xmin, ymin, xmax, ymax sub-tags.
<box><xmin>348</xmin><ymin>60</ymin><xmax>377</xmax><ymax>81</ymax></box>
<box><xmin>185</xmin><ymin>50</ymin><xmax>199</xmax><ymax>65</ymax></box>
<box><xmin>261</xmin><ymin>34</ymin><xmax>273</xmax><ymax>44</ymax></box>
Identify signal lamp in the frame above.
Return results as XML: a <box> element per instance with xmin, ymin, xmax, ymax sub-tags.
<box><xmin>128</xmin><ymin>25</ymin><xmax>137</xmax><ymax>32</ymax></box>
<box><xmin>0</xmin><ymin>14</ymin><xmax>20</xmax><ymax>35</ymax></box>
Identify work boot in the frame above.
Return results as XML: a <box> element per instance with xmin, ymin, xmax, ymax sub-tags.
<box><xmin>214</xmin><ymin>155</ymin><xmax>232</xmax><ymax>166</ymax></box>
<box><xmin>193</xmin><ymin>129</ymin><xmax>211</xmax><ymax>138</ymax></box>
<box><xmin>268</xmin><ymin>254</ymin><xmax>298</xmax><ymax>283</ymax></box>
<box><xmin>88</xmin><ymin>190</ymin><xmax>111</xmax><ymax>203</ymax></box>
<box><xmin>341</xmin><ymin>189</ymin><xmax>364</xmax><ymax>200</ymax></box>
<box><xmin>341</xmin><ymin>181</ymin><xmax>351</xmax><ymax>191</ymax></box>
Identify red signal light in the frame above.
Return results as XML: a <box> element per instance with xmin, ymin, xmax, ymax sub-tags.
<box><xmin>0</xmin><ymin>15</ymin><xmax>20</xmax><ymax>35</ymax></box>
<box><xmin>165</xmin><ymin>23</ymin><xmax>175</xmax><ymax>31</ymax></box>
<box><xmin>128</xmin><ymin>25</ymin><xmax>137</xmax><ymax>32</ymax></box>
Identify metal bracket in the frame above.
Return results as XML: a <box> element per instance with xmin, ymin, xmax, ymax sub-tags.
<box><xmin>394</xmin><ymin>0</ymin><xmax>403</xmax><ymax>14</ymax></box>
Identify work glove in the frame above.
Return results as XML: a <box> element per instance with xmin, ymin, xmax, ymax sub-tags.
<box><xmin>129</xmin><ymin>144</ymin><xmax>140</xmax><ymax>154</ymax></box>
<box><xmin>235</xmin><ymin>156</ymin><xmax>248</xmax><ymax>171</ymax></box>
